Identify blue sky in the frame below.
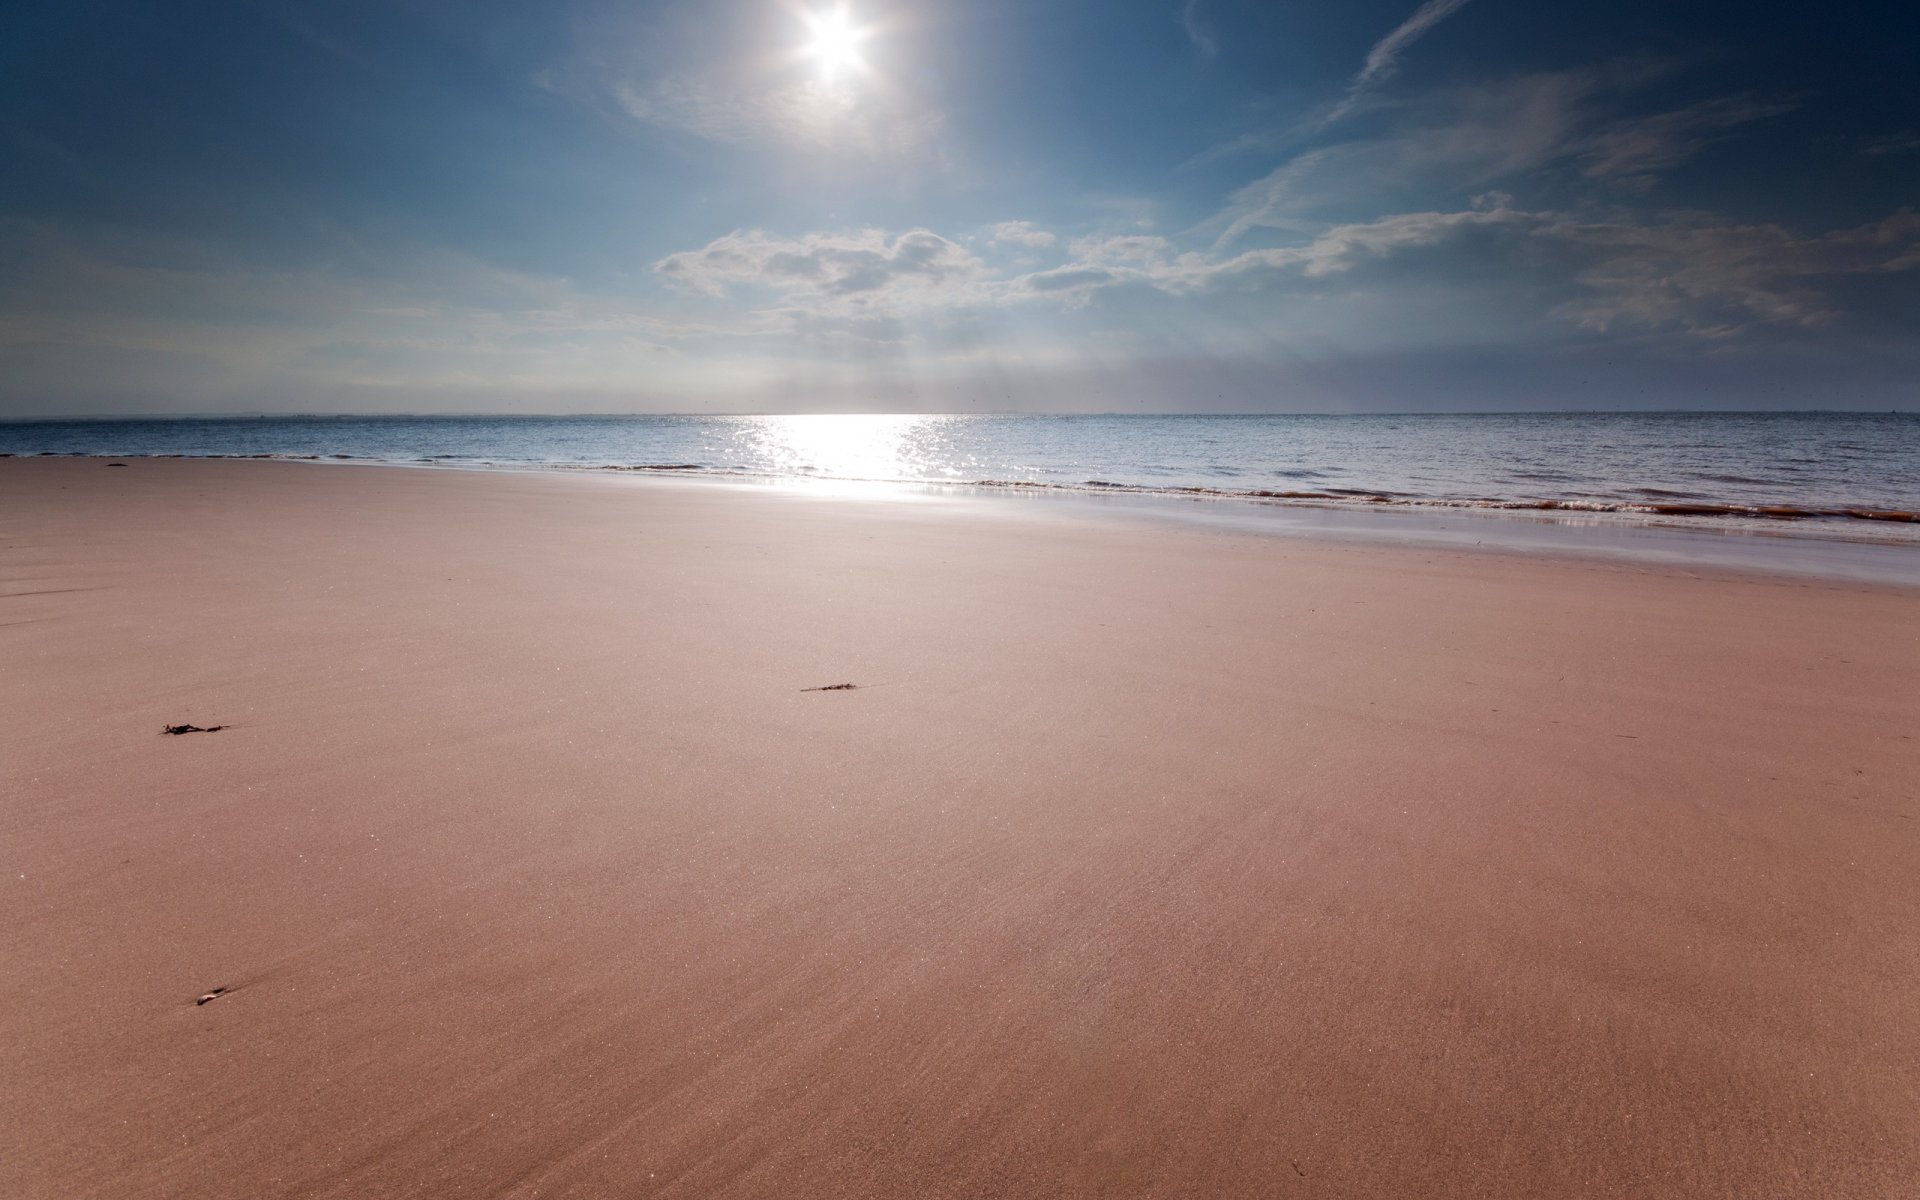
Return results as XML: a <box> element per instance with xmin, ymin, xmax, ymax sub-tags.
<box><xmin>2</xmin><ymin>0</ymin><xmax>1917</xmax><ymax>414</ymax></box>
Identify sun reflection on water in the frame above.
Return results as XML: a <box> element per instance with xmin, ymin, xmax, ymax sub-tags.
<box><xmin>728</xmin><ymin>414</ymin><xmax>960</xmax><ymax>484</ymax></box>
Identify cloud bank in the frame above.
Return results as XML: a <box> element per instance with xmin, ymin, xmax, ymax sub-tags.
<box><xmin>653</xmin><ymin>203</ymin><xmax>1920</xmax><ymax>347</ymax></box>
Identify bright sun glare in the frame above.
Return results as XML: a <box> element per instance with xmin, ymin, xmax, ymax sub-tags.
<box><xmin>802</xmin><ymin>5</ymin><xmax>868</xmax><ymax>80</ymax></box>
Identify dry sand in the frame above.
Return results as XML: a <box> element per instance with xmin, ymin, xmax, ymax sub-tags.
<box><xmin>2</xmin><ymin>458</ymin><xmax>1917</xmax><ymax>1198</ymax></box>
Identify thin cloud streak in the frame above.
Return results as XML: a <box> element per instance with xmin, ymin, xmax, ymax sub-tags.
<box><xmin>1577</xmin><ymin>93</ymin><xmax>1797</xmax><ymax>187</ymax></box>
<box><xmin>1182</xmin><ymin>1</ymin><xmax>1219</xmax><ymax>58</ymax></box>
<box><xmin>1205</xmin><ymin>63</ymin><xmax>1792</xmax><ymax>248</ymax></box>
<box><xmin>1325</xmin><ymin>0</ymin><xmax>1473</xmax><ymax>125</ymax></box>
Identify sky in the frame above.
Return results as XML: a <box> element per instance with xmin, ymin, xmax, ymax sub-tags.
<box><xmin>2</xmin><ymin>0</ymin><xmax>1917</xmax><ymax>416</ymax></box>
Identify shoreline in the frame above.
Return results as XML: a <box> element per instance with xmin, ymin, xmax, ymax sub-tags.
<box><xmin>6</xmin><ymin>450</ymin><xmax>1920</xmax><ymax>584</ymax></box>
<box><xmin>5</xmin><ymin>457</ymin><xmax>1917</xmax><ymax>1197</ymax></box>
<box><xmin>1</xmin><ymin>411</ymin><xmax>1914</xmax><ymax>546</ymax></box>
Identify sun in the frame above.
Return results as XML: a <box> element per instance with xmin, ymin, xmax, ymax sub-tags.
<box><xmin>802</xmin><ymin>5</ymin><xmax>868</xmax><ymax>80</ymax></box>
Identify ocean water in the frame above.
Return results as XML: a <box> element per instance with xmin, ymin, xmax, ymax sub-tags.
<box><xmin>4</xmin><ymin>412</ymin><xmax>1916</xmax><ymax>534</ymax></box>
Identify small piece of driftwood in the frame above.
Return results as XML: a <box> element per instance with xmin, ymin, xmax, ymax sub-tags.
<box><xmin>162</xmin><ymin>724</ymin><xmax>228</xmax><ymax>736</ymax></box>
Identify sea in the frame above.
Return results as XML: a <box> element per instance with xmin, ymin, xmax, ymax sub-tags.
<box><xmin>5</xmin><ymin>412</ymin><xmax>1918</xmax><ymax>572</ymax></box>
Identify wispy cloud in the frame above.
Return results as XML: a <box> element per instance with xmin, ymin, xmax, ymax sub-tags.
<box><xmin>1067</xmin><ymin>203</ymin><xmax>1920</xmax><ymax>341</ymax></box>
<box><xmin>613</xmin><ymin>73</ymin><xmax>944</xmax><ymax>159</ymax></box>
<box><xmin>1068</xmin><ymin>235</ymin><xmax>1174</xmax><ymax>264</ymax></box>
<box><xmin>1202</xmin><ymin>65</ymin><xmax>1579</xmax><ymax>247</ymax></box>
<box><xmin>1205</xmin><ymin>62</ymin><xmax>1791</xmax><ymax>246</ymax></box>
<box><xmin>1182</xmin><ymin>1</ymin><xmax>1219</xmax><ymax>59</ymax></box>
<box><xmin>1577</xmin><ymin>93</ymin><xmax>1796</xmax><ymax>188</ymax></box>
<box><xmin>1863</xmin><ymin>131</ymin><xmax>1920</xmax><ymax>157</ymax></box>
<box><xmin>537</xmin><ymin>3</ymin><xmax>946</xmax><ymax>161</ymax></box>
<box><xmin>991</xmin><ymin>221</ymin><xmax>1057</xmax><ymax>248</ymax></box>
<box><xmin>655</xmin><ymin>229</ymin><xmax>986</xmax><ymax>312</ymax></box>
<box><xmin>1325</xmin><ymin>0</ymin><xmax>1473</xmax><ymax>125</ymax></box>
<box><xmin>648</xmin><ymin>202</ymin><xmax>1920</xmax><ymax>346</ymax></box>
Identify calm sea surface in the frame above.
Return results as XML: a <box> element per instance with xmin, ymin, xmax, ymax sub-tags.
<box><xmin>5</xmin><ymin>412</ymin><xmax>1916</xmax><ymax>533</ymax></box>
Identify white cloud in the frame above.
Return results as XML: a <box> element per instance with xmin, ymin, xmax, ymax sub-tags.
<box><xmin>1009</xmin><ymin>265</ymin><xmax>1126</xmax><ymax>302</ymax></box>
<box><xmin>984</xmin><ymin>206</ymin><xmax>1542</xmax><ymax>307</ymax></box>
<box><xmin>991</xmin><ymin>221</ymin><xmax>1056</xmax><ymax>248</ymax></box>
<box><xmin>1162</xmin><ymin>202</ymin><xmax>1534</xmax><ymax>291</ymax></box>
<box><xmin>654</xmin><ymin>228</ymin><xmax>987</xmax><ymax>312</ymax></box>
<box><xmin>1067</xmin><ymin>235</ymin><xmax>1174</xmax><ymax>264</ymax></box>
<box><xmin>649</xmin><ymin>202</ymin><xmax>1920</xmax><ymax>346</ymax></box>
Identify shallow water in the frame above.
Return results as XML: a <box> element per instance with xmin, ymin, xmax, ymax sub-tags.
<box><xmin>5</xmin><ymin>412</ymin><xmax>1916</xmax><ymax>534</ymax></box>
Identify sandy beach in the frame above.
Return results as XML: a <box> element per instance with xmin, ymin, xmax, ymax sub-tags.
<box><xmin>3</xmin><ymin>457</ymin><xmax>1916</xmax><ymax>1198</ymax></box>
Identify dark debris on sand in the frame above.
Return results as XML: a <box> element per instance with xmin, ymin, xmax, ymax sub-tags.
<box><xmin>801</xmin><ymin>683</ymin><xmax>859</xmax><ymax>692</ymax></box>
<box><xmin>162</xmin><ymin>723</ymin><xmax>228</xmax><ymax>735</ymax></box>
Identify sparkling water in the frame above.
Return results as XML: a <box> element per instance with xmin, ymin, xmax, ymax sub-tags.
<box><xmin>4</xmin><ymin>412</ymin><xmax>1916</xmax><ymax>527</ymax></box>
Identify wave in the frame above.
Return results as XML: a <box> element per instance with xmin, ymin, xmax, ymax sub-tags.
<box><xmin>22</xmin><ymin>451</ymin><xmax>1919</xmax><ymax>525</ymax></box>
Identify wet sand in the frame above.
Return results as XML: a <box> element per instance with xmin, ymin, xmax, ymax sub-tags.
<box><xmin>2</xmin><ymin>458</ymin><xmax>1916</xmax><ymax>1198</ymax></box>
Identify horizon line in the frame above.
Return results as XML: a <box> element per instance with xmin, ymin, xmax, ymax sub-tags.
<box><xmin>2</xmin><ymin>408</ymin><xmax>1914</xmax><ymax>423</ymax></box>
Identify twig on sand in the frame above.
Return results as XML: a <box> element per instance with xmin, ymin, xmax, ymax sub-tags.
<box><xmin>800</xmin><ymin>683</ymin><xmax>859</xmax><ymax>692</ymax></box>
<box><xmin>161</xmin><ymin>724</ymin><xmax>227</xmax><ymax>735</ymax></box>
<box><xmin>195</xmin><ymin>987</ymin><xmax>229</xmax><ymax>1006</ymax></box>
